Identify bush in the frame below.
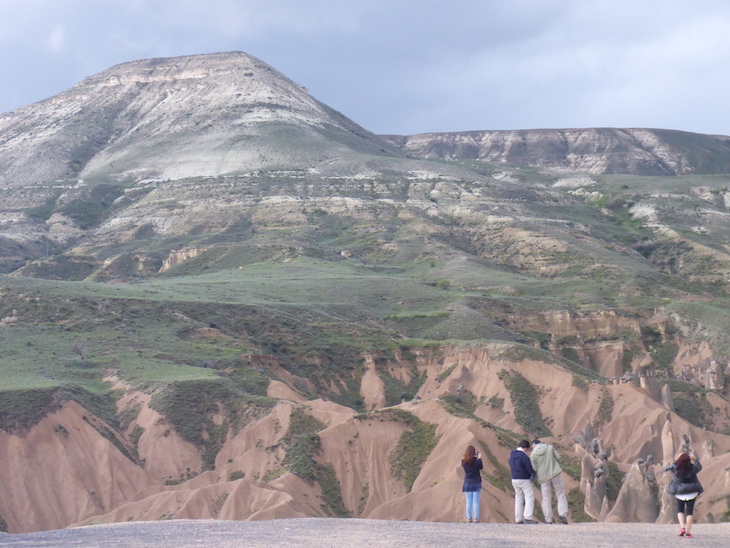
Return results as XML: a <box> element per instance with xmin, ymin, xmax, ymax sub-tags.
<box><xmin>640</xmin><ymin>325</ymin><xmax>662</xmax><ymax>349</ymax></box>
<box><xmin>605</xmin><ymin>460</ymin><xmax>623</xmax><ymax>501</ymax></box>
<box><xmin>316</xmin><ymin>463</ymin><xmax>350</xmax><ymax>517</ymax></box>
<box><xmin>562</xmin><ymin>347</ymin><xmax>582</xmax><ymax>365</ymax></box>
<box><xmin>281</xmin><ymin>408</ymin><xmax>326</xmax><ymax>483</ymax></box>
<box><xmin>488</xmin><ymin>396</ymin><xmax>505</xmax><ymax>410</ymax></box>
<box><xmin>25</xmin><ymin>194</ymin><xmax>61</xmax><ymax>221</ymax></box>
<box><xmin>0</xmin><ymin>385</ymin><xmax>117</xmax><ymax>434</ymax></box>
<box><xmin>498</xmin><ymin>370</ymin><xmax>552</xmax><ymax>437</ymax></box>
<box><xmin>441</xmin><ymin>393</ymin><xmax>479</xmax><ymax>417</ymax></box>
<box><xmin>58</xmin><ymin>184</ymin><xmax>125</xmax><ymax>229</ymax></box>
<box><xmin>594</xmin><ymin>388</ymin><xmax>614</xmax><ymax>432</ymax></box>
<box><xmin>387</xmin><ymin>410</ymin><xmax>440</xmax><ymax>491</ymax></box>
<box><xmin>567</xmin><ymin>486</ymin><xmax>596</xmax><ymax>522</ymax></box>
<box><xmin>651</xmin><ymin>342</ymin><xmax>678</xmax><ymax>370</ymax></box>
<box><xmin>673</xmin><ymin>391</ymin><xmax>712</xmax><ymax>429</ymax></box>
<box><xmin>149</xmin><ymin>378</ymin><xmax>272</xmax><ymax>470</ymax></box>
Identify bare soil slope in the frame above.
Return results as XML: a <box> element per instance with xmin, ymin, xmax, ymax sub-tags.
<box><xmin>2</xmin><ymin>345</ymin><xmax>729</xmax><ymax>533</ymax></box>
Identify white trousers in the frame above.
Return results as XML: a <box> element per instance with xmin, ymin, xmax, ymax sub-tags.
<box><xmin>540</xmin><ymin>474</ymin><xmax>568</xmax><ymax>523</ymax></box>
<box><xmin>511</xmin><ymin>479</ymin><xmax>535</xmax><ymax>522</ymax></box>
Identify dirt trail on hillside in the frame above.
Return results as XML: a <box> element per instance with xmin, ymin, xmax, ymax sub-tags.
<box><xmin>0</xmin><ymin>519</ymin><xmax>729</xmax><ymax>548</ymax></box>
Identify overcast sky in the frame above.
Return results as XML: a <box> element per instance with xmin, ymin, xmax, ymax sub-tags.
<box><xmin>1</xmin><ymin>0</ymin><xmax>730</xmax><ymax>136</ymax></box>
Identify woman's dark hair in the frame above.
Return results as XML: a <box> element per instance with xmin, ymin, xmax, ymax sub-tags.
<box><xmin>463</xmin><ymin>445</ymin><xmax>477</xmax><ymax>465</ymax></box>
<box><xmin>675</xmin><ymin>452</ymin><xmax>692</xmax><ymax>474</ymax></box>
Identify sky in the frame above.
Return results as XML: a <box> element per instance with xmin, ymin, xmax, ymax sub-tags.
<box><xmin>1</xmin><ymin>0</ymin><xmax>730</xmax><ymax>136</ymax></box>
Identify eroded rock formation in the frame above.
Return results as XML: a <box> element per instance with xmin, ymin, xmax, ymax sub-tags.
<box><xmin>604</xmin><ymin>458</ymin><xmax>659</xmax><ymax>523</ymax></box>
<box><xmin>1</xmin><ymin>344</ymin><xmax>729</xmax><ymax>533</ymax></box>
<box><xmin>382</xmin><ymin>128</ymin><xmax>730</xmax><ymax>175</ymax></box>
<box><xmin>576</xmin><ymin>430</ymin><xmax>608</xmax><ymax>518</ymax></box>
<box><xmin>574</xmin><ymin>424</ymin><xmax>615</xmax><ymax>520</ymax></box>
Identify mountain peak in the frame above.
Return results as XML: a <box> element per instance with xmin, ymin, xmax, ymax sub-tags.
<box><xmin>72</xmin><ymin>51</ymin><xmax>312</xmax><ymax>114</ymax></box>
<box><xmin>0</xmin><ymin>52</ymin><xmax>392</xmax><ymax>186</ymax></box>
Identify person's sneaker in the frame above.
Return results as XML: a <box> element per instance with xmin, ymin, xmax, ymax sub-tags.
<box><xmin>685</xmin><ymin>533</ymin><xmax>693</xmax><ymax>539</ymax></box>
<box><xmin>467</xmin><ymin>518</ymin><xmax>473</xmax><ymax>523</ymax></box>
<box><xmin>558</xmin><ymin>515</ymin><xmax>568</xmax><ymax>525</ymax></box>
<box><xmin>678</xmin><ymin>528</ymin><xmax>686</xmax><ymax>536</ymax></box>
<box><xmin>523</xmin><ymin>519</ymin><xmax>539</xmax><ymax>524</ymax></box>
<box><xmin>515</xmin><ymin>520</ymin><xmax>524</xmax><ymax>524</ymax></box>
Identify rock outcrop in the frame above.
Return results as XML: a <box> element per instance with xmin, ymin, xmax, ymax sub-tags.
<box><xmin>383</xmin><ymin>128</ymin><xmax>730</xmax><ymax>175</ymax></box>
<box><xmin>0</xmin><ymin>52</ymin><xmax>398</xmax><ymax>188</ymax></box>
<box><xmin>574</xmin><ymin>424</ymin><xmax>613</xmax><ymax>520</ymax></box>
<box><xmin>604</xmin><ymin>458</ymin><xmax>659</xmax><ymax>523</ymax></box>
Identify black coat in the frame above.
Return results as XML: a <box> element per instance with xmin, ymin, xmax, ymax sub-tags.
<box><xmin>462</xmin><ymin>458</ymin><xmax>483</xmax><ymax>492</ymax></box>
<box><xmin>668</xmin><ymin>460</ymin><xmax>703</xmax><ymax>496</ymax></box>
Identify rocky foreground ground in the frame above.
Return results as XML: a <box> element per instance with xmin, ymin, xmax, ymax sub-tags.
<box><xmin>0</xmin><ymin>519</ymin><xmax>728</xmax><ymax>547</ymax></box>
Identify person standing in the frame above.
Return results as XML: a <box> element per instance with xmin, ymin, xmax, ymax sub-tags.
<box><xmin>667</xmin><ymin>452</ymin><xmax>703</xmax><ymax>538</ymax></box>
<box><xmin>530</xmin><ymin>439</ymin><xmax>569</xmax><ymax>524</ymax></box>
<box><xmin>461</xmin><ymin>445</ymin><xmax>483</xmax><ymax>523</ymax></box>
<box><xmin>509</xmin><ymin>439</ymin><xmax>538</xmax><ymax>524</ymax></box>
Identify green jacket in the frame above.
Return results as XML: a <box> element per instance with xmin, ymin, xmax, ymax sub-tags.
<box><xmin>530</xmin><ymin>442</ymin><xmax>563</xmax><ymax>484</ymax></box>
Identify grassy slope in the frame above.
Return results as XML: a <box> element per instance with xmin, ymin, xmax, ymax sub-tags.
<box><xmin>0</xmin><ymin>258</ymin><xmax>512</xmax><ymax>390</ymax></box>
<box><xmin>2</xmin><ymin>169</ymin><xmax>730</xmax><ymax>532</ymax></box>
<box><xmin>3</xmin><ymin>168</ymin><xmax>730</xmax><ymax>433</ymax></box>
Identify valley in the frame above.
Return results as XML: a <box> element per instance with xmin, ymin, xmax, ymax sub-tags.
<box><xmin>0</xmin><ymin>52</ymin><xmax>729</xmax><ymax>533</ymax></box>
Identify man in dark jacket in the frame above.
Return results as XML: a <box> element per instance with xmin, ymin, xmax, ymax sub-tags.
<box><xmin>509</xmin><ymin>440</ymin><xmax>537</xmax><ymax>524</ymax></box>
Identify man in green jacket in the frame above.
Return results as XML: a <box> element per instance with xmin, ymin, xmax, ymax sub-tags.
<box><xmin>530</xmin><ymin>439</ymin><xmax>569</xmax><ymax>524</ymax></box>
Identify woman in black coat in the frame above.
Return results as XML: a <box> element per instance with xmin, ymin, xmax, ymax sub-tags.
<box><xmin>667</xmin><ymin>452</ymin><xmax>703</xmax><ymax>538</ymax></box>
<box><xmin>461</xmin><ymin>445</ymin><xmax>483</xmax><ymax>523</ymax></box>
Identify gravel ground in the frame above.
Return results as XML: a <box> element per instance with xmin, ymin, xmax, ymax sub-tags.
<box><xmin>0</xmin><ymin>519</ymin><xmax>728</xmax><ymax>548</ymax></box>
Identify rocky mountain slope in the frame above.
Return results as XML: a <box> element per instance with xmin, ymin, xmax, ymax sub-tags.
<box><xmin>1</xmin><ymin>52</ymin><xmax>730</xmax><ymax>534</ymax></box>
<box><xmin>0</xmin><ymin>51</ymin><xmax>398</xmax><ymax>188</ymax></box>
<box><xmin>383</xmin><ymin>128</ymin><xmax>730</xmax><ymax>175</ymax></box>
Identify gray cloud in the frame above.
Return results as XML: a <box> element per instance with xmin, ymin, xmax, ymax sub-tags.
<box><xmin>1</xmin><ymin>0</ymin><xmax>729</xmax><ymax>136</ymax></box>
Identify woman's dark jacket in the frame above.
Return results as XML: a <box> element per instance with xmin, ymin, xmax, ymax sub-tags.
<box><xmin>668</xmin><ymin>460</ymin><xmax>703</xmax><ymax>496</ymax></box>
<box><xmin>462</xmin><ymin>458</ymin><xmax>483</xmax><ymax>492</ymax></box>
